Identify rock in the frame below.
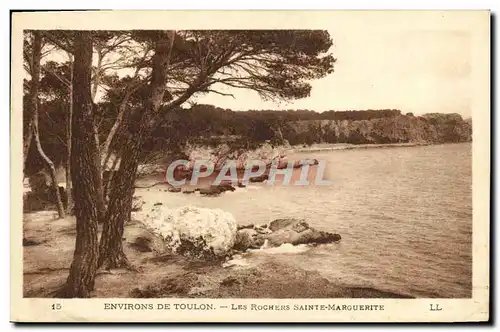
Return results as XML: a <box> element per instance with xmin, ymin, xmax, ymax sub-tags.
<box><xmin>249</xmin><ymin>174</ymin><xmax>269</xmax><ymax>183</ymax></box>
<box><xmin>288</xmin><ymin>114</ymin><xmax>473</xmax><ymax>145</ymax></box>
<box><xmin>301</xmin><ymin>229</ymin><xmax>337</xmax><ymax>244</ymax></box>
<box><xmin>130</xmin><ymin>237</ymin><xmax>153</xmax><ymax>252</ymax></box>
<box><xmin>233</xmin><ymin>218</ymin><xmax>340</xmax><ymax>252</ymax></box>
<box><xmin>269</xmin><ymin>218</ymin><xmax>299</xmax><ymax>231</ymax></box>
<box><xmin>197</xmin><ymin>184</ymin><xmax>235</xmax><ymax>196</ymax></box>
<box><xmin>168</xmin><ymin>187</ymin><xmax>182</xmax><ymax>193</ymax></box>
<box><xmin>233</xmin><ymin>231</ymin><xmax>251</xmax><ymax>251</ymax></box>
<box><xmin>198</xmin><ymin>187</ymin><xmax>221</xmax><ymax>196</ymax></box>
<box><xmin>236</xmin><ymin>223</ymin><xmax>254</xmax><ymax>230</ymax></box>
<box><xmin>267</xmin><ymin>219</ymin><xmax>340</xmax><ymax>247</ymax></box>
<box><xmin>182</xmin><ymin>189</ymin><xmax>196</xmax><ymax>194</ymax></box>
<box><xmin>142</xmin><ymin>205</ymin><xmax>237</xmax><ymax>260</ymax></box>
<box><xmin>293</xmin><ymin>159</ymin><xmax>319</xmax><ymax>168</ymax></box>
<box><xmin>232</xmin><ymin>228</ymin><xmax>266</xmax><ymax>251</ymax></box>
<box><xmin>126</xmin><ymin>228</ymin><xmax>169</xmax><ymax>254</ymax></box>
<box><xmin>154</xmin><ymin>202</ymin><xmax>163</xmax><ymax>206</ymax></box>
<box><xmin>254</xmin><ymin>226</ymin><xmax>272</xmax><ymax>235</ymax></box>
<box><xmin>218</xmin><ymin>184</ymin><xmax>236</xmax><ymax>192</ymax></box>
<box><xmin>233</xmin><ymin>229</ymin><xmax>263</xmax><ymax>251</ymax></box>
<box><xmin>292</xmin><ymin>220</ymin><xmax>310</xmax><ymax>233</ymax></box>
<box><xmin>267</xmin><ymin>228</ymin><xmax>341</xmax><ymax>247</ymax></box>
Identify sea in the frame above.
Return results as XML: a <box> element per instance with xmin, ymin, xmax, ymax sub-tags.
<box><xmin>139</xmin><ymin>142</ymin><xmax>472</xmax><ymax>298</ymax></box>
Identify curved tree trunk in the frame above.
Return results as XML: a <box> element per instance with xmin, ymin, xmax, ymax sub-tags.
<box><xmin>23</xmin><ymin>119</ymin><xmax>33</xmax><ymax>171</ymax></box>
<box><xmin>100</xmin><ymin>48</ymin><xmax>147</xmax><ymax>171</ymax></box>
<box><xmin>100</xmin><ymin>83</ymin><xmax>141</xmax><ymax>169</ymax></box>
<box><xmin>29</xmin><ymin>31</ymin><xmax>65</xmax><ymax>219</ymax></box>
<box><xmin>56</xmin><ymin>31</ymin><xmax>100</xmax><ymax>298</ymax></box>
<box><xmin>98</xmin><ymin>31</ymin><xmax>176</xmax><ymax>270</ymax></box>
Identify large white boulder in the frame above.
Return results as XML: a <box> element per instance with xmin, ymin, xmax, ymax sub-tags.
<box><xmin>142</xmin><ymin>205</ymin><xmax>237</xmax><ymax>260</ymax></box>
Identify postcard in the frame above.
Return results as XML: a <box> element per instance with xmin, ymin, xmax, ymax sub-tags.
<box><xmin>11</xmin><ymin>10</ymin><xmax>490</xmax><ymax>323</ymax></box>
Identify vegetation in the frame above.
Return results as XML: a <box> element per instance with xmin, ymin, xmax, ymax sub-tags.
<box><xmin>27</xmin><ymin>101</ymin><xmax>472</xmax><ymax>171</ymax></box>
<box><xmin>23</xmin><ymin>29</ymin><xmax>337</xmax><ymax>297</ymax></box>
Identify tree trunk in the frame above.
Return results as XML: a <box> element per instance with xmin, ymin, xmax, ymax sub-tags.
<box><xmin>98</xmin><ymin>31</ymin><xmax>176</xmax><ymax>270</ymax></box>
<box><xmin>100</xmin><ymin>86</ymin><xmax>139</xmax><ymax>168</ymax></box>
<box><xmin>91</xmin><ymin>44</ymin><xmax>107</xmax><ymax>223</ymax></box>
<box><xmin>100</xmin><ymin>53</ymin><xmax>146</xmax><ymax>170</ymax></box>
<box><xmin>23</xmin><ymin>119</ymin><xmax>33</xmax><ymax>168</ymax></box>
<box><xmin>98</xmin><ymin>133</ymin><xmax>144</xmax><ymax>269</ymax></box>
<box><xmin>65</xmin><ymin>54</ymin><xmax>74</xmax><ymax>214</ymax></box>
<box><xmin>95</xmin><ymin>154</ymin><xmax>106</xmax><ymax>224</ymax></box>
<box><xmin>29</xmin><ymin>31</ymin><xmax>65</xmax><ymax>219</ymax></box>
<box><xmin>56</xmin><ymin>31</ymin><xmax>100</xmax><ymax>298</ymax></box>
<box><xmin>103</xmin><ymin>155</ymin><xmax>120</xmax><ymax>204</ymax></box>
<box><xmin>91</xmin><ymin>44</ymin><xmax>102</xmax><ymax>103</ymax></box>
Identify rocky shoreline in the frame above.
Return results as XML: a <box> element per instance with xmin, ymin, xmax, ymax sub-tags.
<box><xmin>122</xmin><ymin>208</ymin><xmax>411</xmax><ymax>299</ymax></box>
<box><xmin>234</xmin><ymin>219</ymin><xmax>341</xmax><ymax>251</ymax></box>
<box><xmin>22</xmin><ymin>206</ymin><xmax>414</xmax><ymax>299</ymax></box>
<box><xmin>128</xmin><ymin>203</ymin><xmax>342</xmax><ymax>261</ymax></box>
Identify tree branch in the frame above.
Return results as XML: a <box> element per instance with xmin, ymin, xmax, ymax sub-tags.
<box><xmin>42</xmin><ymin>31</ymin><xmax>73</xmax><ymax>53</ymax></box>
<box><xmin>202</xmin><ymin>89</ymin><xmax>235</xmax><ymax>98</ymax></box>
<box><xmin>100</xmin><ymin>80</ymin><xmax>145</xmax><ymax>165</ymax></box>
<box><xmin>42</xmin><ymin>65</ymin><xmax>71</xmax><ymax>87</ymax></box>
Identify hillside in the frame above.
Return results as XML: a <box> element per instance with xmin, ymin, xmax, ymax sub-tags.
<box><xmin>26</xmin><ymin>104</ymin><xmax>472</xmax><ymax>176</ymax></box>
<box><xmin>284</xmin><ymin>113</ymin><xmax>472</xmax><ymax>145</ymax></box>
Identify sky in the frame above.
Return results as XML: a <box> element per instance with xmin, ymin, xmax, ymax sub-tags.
<box><xmin>32</xmin><ymin>13</ymin><xmax>478</xmax><ymax>119</ymax></box>
<box><xmin>194</xmin><ymin>29</ymin><xmax>472</xmax><ymax>117</ymax></box>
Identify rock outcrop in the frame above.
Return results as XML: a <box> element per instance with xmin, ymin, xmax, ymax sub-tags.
<box><xmin>141</xmin><ymin>205</ymin><xmax>238</xmax><ymax>260</ymax></box>
<box><xmin>131</xmin><ymin>205</ymin><xmax>339</xmax><ymax>260</ymax></box>
<box><xmin>286</xmin><ymin>113</ymin><xmax>472</xmax><ymax>145</ymax></box>
<box><xmin>128</xmin><ymin>227</ymin><xmax>168</xmax><ymax>254</ymax></box>
<box><xmin>233</xmin><ymin>218</ymin><xmax>341</xmax><ymax>251</ymax></box>
<box><xmin>184</xmin><ymin>141</ymin><xmax>291</xmax><ymax>171</ymax></box>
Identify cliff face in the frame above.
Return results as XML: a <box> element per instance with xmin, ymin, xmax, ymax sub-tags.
<box><xmin>285</xmin><ymin>113</ymin><xmax>472</xmax><ymax>145</ymax></box>
<box><xmin>182</xmin><ymin>141</ymin><xmax>290</xmax><ymax>168</ymax></box>
<box><xmin>145</xmin><ymin>112</ymin><xmax>471</xmax><ymax>168</ymax></box>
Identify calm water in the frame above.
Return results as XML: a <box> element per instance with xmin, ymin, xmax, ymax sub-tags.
<box><xmin>146</xmin><ymin>143</ymin><xmax>472</xmax><ymax>298</ymax></box>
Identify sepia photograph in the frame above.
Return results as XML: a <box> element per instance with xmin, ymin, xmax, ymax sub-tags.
<box><xmin>10</xmin><ymin>10</ymin><xmax>490</xmax><ymax>323</ymax></box>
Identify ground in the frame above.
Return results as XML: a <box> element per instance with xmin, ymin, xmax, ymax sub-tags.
<box><xmin>23</xmin><ymin>209</ymin><xmax>413</xmax><ymax>299</ymax></box>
